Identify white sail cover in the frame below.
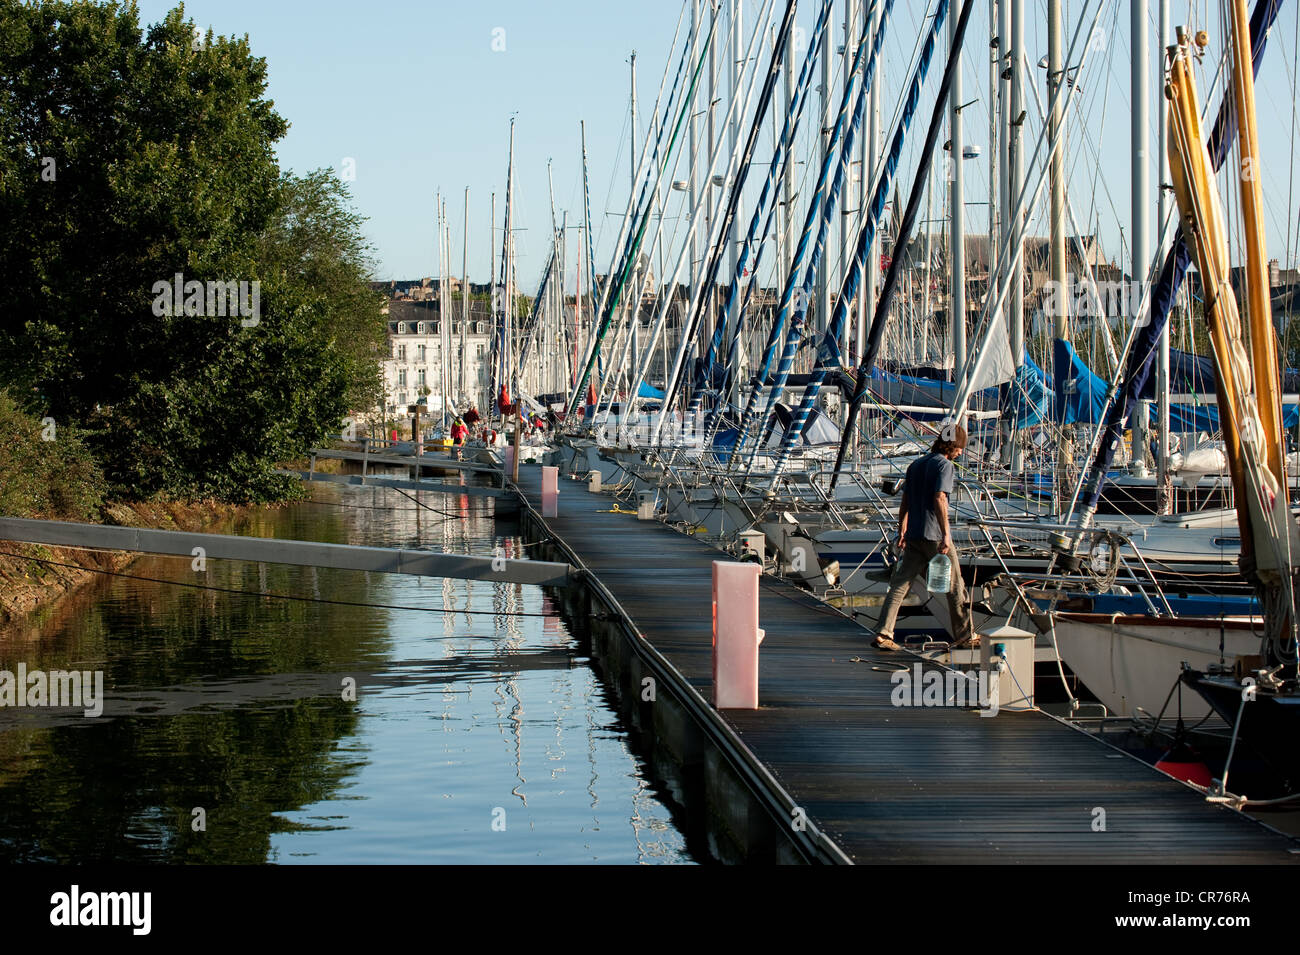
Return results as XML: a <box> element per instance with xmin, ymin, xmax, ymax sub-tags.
<box><xmin>967</xmin><ymin>306</ymin><xmax>1016</xmax><ymax>391</ymax></box>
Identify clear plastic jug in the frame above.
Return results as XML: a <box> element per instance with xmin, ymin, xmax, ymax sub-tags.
<box><xmin>926</xmin><ymin>553</ymin><xmax>951</xmax><ymax>593</ymax></box>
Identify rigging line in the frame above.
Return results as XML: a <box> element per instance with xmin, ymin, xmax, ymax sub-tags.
<box><xmin>0</xmin><ymin>551</ymin><xmax>564</xmax><ymax>617</ymax></box>
<box><xmin>1021</xmin><ymin>48</ymin><xmax>1124</xmax><ymax>376</ymax></box>
<box><xmin>600</xmin><ymin>1</ymin><xmax>779</xmax><ymax>437</ymax></box>
<box><xmin>954</xmin><ymin>0</ymin><xmax>1172</xmax><ymax>431</ymax></box>
<box><xmin>387</xmin><ymin>486</ymin><xmax>491</xmax><ymax>520</ymax></box>
<box><xmin>1065</xmin><ymin>0</ymin><xmax>1288</xmax><ymax>529</ymax></box>
<box><xmin>691</xmin><ymin>0</ymin><xmax>837</xmax><ymax>417</ymax></box>
<box><xmin>823</xmin><ymin>0</ymin><xmax>979</xmax><ymax>488</ymax></box>
<box><xmin>582</xmin><ymin>9</ymin><xmax>700</xmax><ymax>411</ymax></box>
<box><xmin>705</xmin><ymin>6</ymin><xmax>843</xmax><ymax>420</ymax></box>
<box><xmin>571</xmin><ymin>5</ymin><xmax>719</xmax><ymax>417</ymax></box>
<box><xmin>730</xmin><ymin>0</ymin><xmax>920</xmax><ymax>470</ymax></box>
<box><xmin>595</xmin><ymin>19</ymin><xmax>704</xmax><ymax>416</ymax></box>
<box><xmin>640</xmin><ymin>0</ymin><xmax>792</xmax><ymax>433</ymax></box>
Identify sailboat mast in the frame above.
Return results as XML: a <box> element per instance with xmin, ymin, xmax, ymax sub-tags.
<box><xmin>1008</xmin><ymin>0</ymin><xmax>1025</xmax><ymax>472</ymax></box>
<box><xmin>1130</xmin><ymin>0</ymin><xmax>1151</xmax><ymax>476</ymax></box>
<box><xmin>995</xmin><ymin>0</ymin><xmax>1011</xmax><ymax>464</ymax></box>
<box><xmin>729</xmin><ymin>0</ymin><xmax>742</xmax><ymax>289</ymax></box>
<box><xmin>436</xmin><ymin>192</ymin><xmax>444</xmax><ymax>418</ymax></box>
<box><xmin>1165</xmin><ymin>17</ymin><xmax>1300</xmax><ymax>666</ymax></box>
<box><xmin>1155</xmin><ymin>0</ymin><xmax>1172</xmax><ymax>500</ymax></box>
<box><xmin>842</xmin><ymin>0</ymin><xmax>857</xmax><ymax>366</ymax></box>
<box><xmin>987</xmin><ymin>0</ymin><xmax>1001</xmax><ymax>409</ymax></box>
<box><xmin>442</xmin><ymin>195</ymin><xmax>451</xmax><ymax>421</ymax></box>
<box><xmin>816</xmin><ymin>0</ymin><xmax>832</xmax><ymax>339</ymax></box>
<box><xmin>461</xmin><ymin>187</ymin><xmax>469</xmax><ymax>407</ymax></box>
<box><xmin>1049</xmin><ymin>0</ymin><xmax>1068</xmax><ymax>480</ymax></box>
<box><xmin>860</xmin><ymin>0</ymin><xmax>879</xmax><ymax>364</ymax></box>
<box><xmin>629</xmin><ymin>52</ymin><xmax>640</xmax><ymax>391</ymax></box>
<box><xmin>949</xmin><ymin>2</ymin><xmax>967</xmax><ymax>396</ymax></box>
<box><xmin>504</xmin><ymin>119</ymin><xmax>516</xmax><ymax>417</ymax></box>
<box><xmin>580</xmin><ymin>120</ymin><xmax>597</xmax><ymax>399</ymax></box>
<box><xmin>780</xmin><ymin>7</ymin><xmax>794</xmax><ymax>288</ymax></box>
<box><xmin>574</xmin><ymin>218</ymin><xmax>582</xmax><ymax>389</ymax></box>
<box><xmin>1231</xmin><ymin>0</ymin><xmax>1286</xmax><ymax>486</ymax></box>
<box><xmin>689</xmin><ymin>0</ymin><xmax>702</xmax><ymax>396</ymax></box>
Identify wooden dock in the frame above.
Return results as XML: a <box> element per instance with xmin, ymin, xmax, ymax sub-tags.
<box><xmin>514</xmin><ymin>465</ymin><xmax>1300</xmax><ymax>864</ymax></box>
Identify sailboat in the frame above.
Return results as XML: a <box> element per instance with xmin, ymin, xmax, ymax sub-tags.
<box><xmin>1162</xmin><ymin>4</ymin><xmax>1300</xmax><ymax>796</ymax></box>
<box><xmin>1034</xmin><ymin>0</ymin><xmax>1292</xmax><ymax>726</ymax></box>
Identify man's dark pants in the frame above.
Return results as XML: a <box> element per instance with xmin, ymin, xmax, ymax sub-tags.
<box><xmin>875</xmin><ymin>538</ymin><xmax>973</xmax><ymax>645</ymax></box>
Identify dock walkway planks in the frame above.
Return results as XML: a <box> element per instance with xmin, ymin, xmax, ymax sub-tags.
<box><xmin>515</xmin><ymin>465</ymin><xmax>1299</xmax><ymax>863</ymax></box>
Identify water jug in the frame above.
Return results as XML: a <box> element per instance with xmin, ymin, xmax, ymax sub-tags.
<box><xmin>926</xmin><ymin>552</ymin><xmax>951</xmax><ymax>594</ymax></box>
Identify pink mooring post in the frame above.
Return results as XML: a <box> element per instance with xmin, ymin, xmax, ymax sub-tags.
<box><xmin>712</xmin><ymin>561</ymin><xmax>765</xmax><ymax>709</ymax></box>
<box><xmin>541</xmin><ymin>466</ymin><xmax>558</xmax><ymax>517</ymax></box>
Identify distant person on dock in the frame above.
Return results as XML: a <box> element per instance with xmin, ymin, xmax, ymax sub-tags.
<box><xmin>872</xmin><ymin>423</ymin><xmax>975</xmax><ymax>652</ymax></box>
<box><xmin>450</xmin><ymin>417</ymin><xmax>467</xmax><ymax>457</ymax></box>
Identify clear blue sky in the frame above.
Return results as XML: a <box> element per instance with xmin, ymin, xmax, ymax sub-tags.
<box><xmin>134</xmin><ymin>0</ymin><xmax>1300</xmax><ymax>290</ymax></box>
<box><xmin>135</xmin><ymin>0</ymin><xmax>683</xmax><ymax>285</ymax></box>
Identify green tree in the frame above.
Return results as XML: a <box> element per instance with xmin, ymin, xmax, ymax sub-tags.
<box><xmin>0</xmin><ymin>2</ymin><xmax>385</xmax><ymax>502</ymax></box>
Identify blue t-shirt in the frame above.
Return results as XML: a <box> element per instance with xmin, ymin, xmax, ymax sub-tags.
<box><xmin>903</xmin><ymin>452</ymin><xmax>954</xmax><ymax>541</ymax></box>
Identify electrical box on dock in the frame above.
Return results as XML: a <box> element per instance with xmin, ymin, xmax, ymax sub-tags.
<box><xmin>979</xmin><ymin>625</ymin><xmax>1035</xmax><ymax>712</ymax></box>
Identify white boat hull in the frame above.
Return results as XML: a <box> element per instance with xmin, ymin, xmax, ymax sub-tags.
<box><xmin>1052</xmin><ymin>613</ymin><xmax>1262</xmax><ymax>719</ymax></box>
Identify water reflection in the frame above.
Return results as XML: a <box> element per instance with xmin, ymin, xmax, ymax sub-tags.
<box><xmin>0</xmin><ymin>479</ymin><xmax>691</xmax><ymax>864</ymax></box>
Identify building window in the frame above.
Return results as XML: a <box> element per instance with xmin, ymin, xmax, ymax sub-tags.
<box><xmin>417</xmin><ymin>369</ymin><xmax>426</xmax><ymax>387</ymax></box>
<box><xmin>398</xmin><ymin>369</ymin><xmax>407</xmax><ymax>386</ymax></box>
<box><xmin>417</xmin><ymin>322</ymin><xmax>426</xmax><ymax>334</ymax></box>
<box><xmin>476</xmin><ymin>322</ymin><xmax>485</xmax><ymax>335</ymax></box>
<box><xmin>397</xmin><ymin>344</ymin><xmax>406</xmax><ymax>361</ymax></box>
<box><xmin>476</xmin><ymin>344</ymin><xmax>485</xmax><ymax>357</ymax></box>
<box><xmin>397</xmin><ymin>391</ymin><xmax>406</xmax><ymax>405</ymax></box>
<box><xmin>417</xmin><ymin>344</ymin><xmax>426</xmax><ymax>361</ymax></box>
<box><xmin>432</xmin><ymin>321</ymin><xmax>440</xmax><ymax>335</ymax></box>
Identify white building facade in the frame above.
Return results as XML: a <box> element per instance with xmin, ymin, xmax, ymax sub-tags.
<box><xmin>381</xmin><ymin>303</ymin><xmax>495</xmax><ymax>417</ymax></box>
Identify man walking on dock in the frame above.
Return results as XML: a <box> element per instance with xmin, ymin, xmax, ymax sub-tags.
<box><xmin>872</xmin><ymin>424</ymin><xmax>975</xmax><ymax>652</ymax></box>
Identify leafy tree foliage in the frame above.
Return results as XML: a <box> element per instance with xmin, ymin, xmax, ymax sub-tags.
<box><xmin>0</xmin><ymin>391</ymin><xmax>104</xmax><ymax>520</ymax></box>
<box><xmin>0</xmin><ymin>1</ymin><xmax>384</xmax><ymax>502</ymax></box>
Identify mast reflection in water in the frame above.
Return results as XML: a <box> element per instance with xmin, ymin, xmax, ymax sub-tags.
<box><xmin>0</xmin><ymin>481</ymin><xmax>692</xmax><ymax>864</ymax></box>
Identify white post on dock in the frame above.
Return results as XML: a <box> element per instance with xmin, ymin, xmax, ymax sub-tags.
<box><xmin>712</xmin><ymin>560</ymin><xmax>764</xmax><ymax>709</ymax></box>
<box><xmin>541</xmin><ymin>466</ymin><xmax>559</xmax><ymax>517</ymax></box>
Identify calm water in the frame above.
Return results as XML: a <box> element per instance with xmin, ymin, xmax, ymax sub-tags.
<box><xmin>0</xmin><ymin>479</ymin><xmax>692</xmax><ymax>864</ymax></box>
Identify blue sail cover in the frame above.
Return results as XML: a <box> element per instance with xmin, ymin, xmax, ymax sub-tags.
<box><xmin>712</xmin><ymin>403</ymin><xmax>841</xmax><ymax>459</ymax></box>
<box><xmin>864</xmin><ymin>367</ymin><xmax>953</xmax><ymax>415</ymax></box>
<box><xmin>636</xmin><ymin>381</ymin><xmax>666</xmax><ymax>400</ymax></box>
<box><xmin>1002</xmin><ymin>357</ymin><xmax>1052</xmax><ymax>426</ymax></box>
<box><xmin>859</xmin><ymin>367</ymin><xmax>1000</xmax><ymax>419</ymax></box>
<box><xmin>1137</xmin><ymin>347</ymin><xmax>1300</xmax><ymax>399</ymax></box>
<box><xmin>1169</xmin><ymin>402</ymin><xmax>1300</xmax><ymax>433</ymax></box>
<box><xmin>1053</xmin><ymin>339</ymin><xmax>1109</xmax><ymax>424</ymax></box>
